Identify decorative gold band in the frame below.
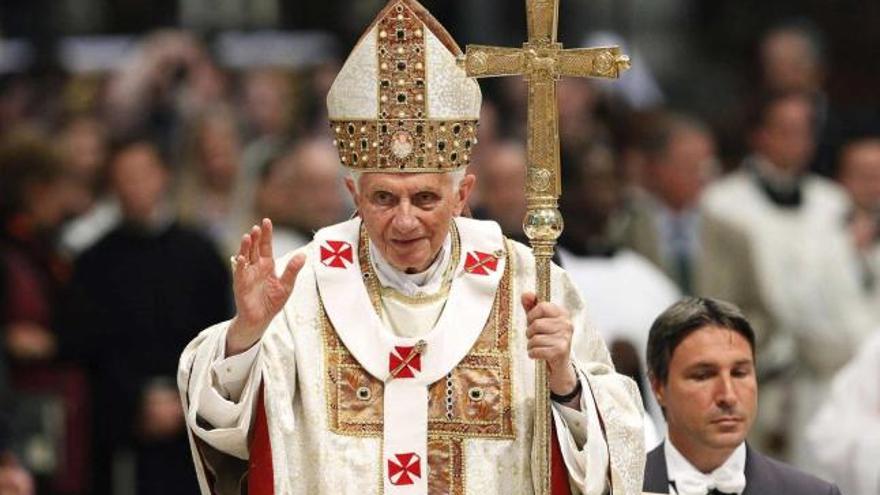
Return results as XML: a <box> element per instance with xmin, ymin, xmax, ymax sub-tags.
<box><xmin>331</xmin><ymin>119</ymin><xmax>478</xmax><ymax>173</ymax></box>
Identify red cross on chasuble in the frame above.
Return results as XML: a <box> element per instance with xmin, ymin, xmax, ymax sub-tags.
<box><xmin>240</xmin><ymin>383</ymin><xmax>573</xmax><ymax>494</ymax></box>
<box><xmin>320</xmin><ymin>240</ymin><xmax>354</xmax><ymax>269</ymax></box>
<box><xmin>464</xmin><ymin>250</ymin><xmax>500</xmax><ymax>276</ymax></box>
<box><xmin>388</xmin><ymin>346</ymin><xmax>421</xmax><ymax>378</ymax></box>
<box><xmin>387</xmin><ymin>452</ymin><xmax>421</xmax><ymax>485</ymax></box>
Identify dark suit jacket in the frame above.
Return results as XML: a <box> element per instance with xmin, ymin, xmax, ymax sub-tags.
<box><xmin>642</xmin><ymin>442</ymin><xmax>841</xmax><ymax>495</ymax></box>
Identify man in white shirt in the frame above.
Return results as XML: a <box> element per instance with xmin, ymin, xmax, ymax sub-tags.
<box><xmin>177</xmin><ymin>1</ymin><xmax>645</xmax><ymax>494</ymax></box>
<box><xmin>642</xmin><ymin>297</ymin><xmax>840</xmax><ymax>495</ymax></box>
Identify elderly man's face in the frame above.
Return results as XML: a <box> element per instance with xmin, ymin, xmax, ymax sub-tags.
<box><xmin>652</xmin><ymin>325</ymin><xmax>757</xmax><ymax>459</ymax></box>
<box><xmin>347</xmin><ymin>172</ymin><xmax>474</xmax><ymax>273</ymax></box>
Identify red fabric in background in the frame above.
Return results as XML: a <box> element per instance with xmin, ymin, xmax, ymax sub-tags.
<box><xmin>248</xmin><ymin>385</ymin><xmax>274</xmax><ymax>495</ymax></box>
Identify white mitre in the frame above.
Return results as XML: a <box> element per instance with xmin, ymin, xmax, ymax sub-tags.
<box><xmin>327</xmin><ymin>0</ymin><xmax>482</xmax><ymax>173</ymax></box>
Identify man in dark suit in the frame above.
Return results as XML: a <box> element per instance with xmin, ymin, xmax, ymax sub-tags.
<box><xmin>642</xmin><ymin>297</ymin><xmax>841</xmax><ymax>495</ymax></box>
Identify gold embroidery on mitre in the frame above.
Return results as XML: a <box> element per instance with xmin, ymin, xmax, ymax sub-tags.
<box><xmin>322</xmin><ymin>240</ymin><xmax>515</xmax><ymax>494</ymax></box>
<box><xmin>328</xmin><ymin>0</ymin><xmax>480</xmax><ymax>173</ymax></box>
<box><xmin>332</xmin><ymin>119</ymin><xmax>477</xmax><ymax>172</ymax></box>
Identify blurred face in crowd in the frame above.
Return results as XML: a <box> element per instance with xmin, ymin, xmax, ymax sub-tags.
<box><xmin>477</xmin><ymin>142</ymin><xmax>527</xmax><ymax>235</ymax></box>
<box><xmin>753</xmin><ymin>95</ymin><xmax>815</xmax><ymax>174</ymax></box>
<box><xmin>59</xmin><ymin>117</ymin><xmax>107</xmax><ymax>184</ymax></box>
<box><xmin>243</xmin><ymin>69</ymin><xmax>291</xmax><ymax>137</ymax></box>
<box><xmin>25</xmin><ymin>177</ymin><xmax>78</xmax><ymax>231</ymax></box>
<box><xmin>2</xmin><ymin>136</ymin><xmax>79</xmax><ymax>231</ymax></box>
<box><xmin>559</xmin><ymin>145</ymin><xmax>620</xmax><ymax>245</ymax></box>
<box><xmin>578</xmin><ymin>146</ymin><xmax>621</xmax><ymax>223</ymax></box>
<box><xmin>760</xmin><ymin>29</ymin><xmax>823</xmax><ymax>94</ymax></box>
<box><xmin>558</xmin><ymin>78</ymin><xmax>596</xmax><ymax>125</ymax></box>
<box><xmin>58</xmin><ymin>117</ymin><xmax>108</xmax><ymax>214</ymax></box>
<box><xmin>257</xmin><ymin>140</ymin><xmax>346</xmax><ymax>232</ymax></box>
<box><xmin>652</xmin><ymin>325</ymin><xmax>757</xmax><ymax>468</ymax></box>
<box><xmin>196</xmin><ymin>111</ymin><xmax>241</xmax><ymax>190</ymax></box>
<box><xmin>348</xmin><ymin>172</ymin><xmax>475</xmax><ymax>273</ymax></box>
<box><xmin>649</xmin><ymin>128</ymin><xmax>717</xmax><ymax>212</ymax></box>
<box><xmin>110</xmin><ymin>144</ymin><xmax>169</xmax><ymax>223</ymax></box>
<box><xmin>838</xmin><ymin>139</ymin><xmax>880</xmax><ymax>213</ymax></box>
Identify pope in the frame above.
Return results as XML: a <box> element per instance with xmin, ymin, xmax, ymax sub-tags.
<box><xmin>178</xmin><ymin>1</ymin><xmax>644</xmax><ymax>494</ymax></box>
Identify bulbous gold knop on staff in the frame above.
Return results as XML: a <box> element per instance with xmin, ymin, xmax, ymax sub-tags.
<box><xmin>460</xmin><ymin>0</ymin><xmax>630</xmax><ymax>492</ymax></box>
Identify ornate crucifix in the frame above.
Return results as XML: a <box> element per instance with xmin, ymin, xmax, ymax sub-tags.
<box><xmin>462</xmin><ymin>1</ymin><xmax>630</xmax><ymax>492</ymax></box>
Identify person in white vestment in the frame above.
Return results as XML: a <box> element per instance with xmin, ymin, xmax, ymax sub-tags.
<box><xmin>178</xmin><ymin>1</ymin><xmax>645</xmax><ymax>494</ymax></box>
<box><xmin>836</xmin><ymin>138</ymin><xmax>880</xmax><ymax>319</ymax></box>
<box><xmin>700</xmin><ymin>91</ymin><xmax>876</xmax><ymax>467</ymax></box>
<box><xmin>807</xmin><ymin>330</ymin><xmax>880</xmax><ymax>495</ymax></box>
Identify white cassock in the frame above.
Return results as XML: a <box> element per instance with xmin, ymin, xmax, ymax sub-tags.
<box><xmin>558</xmin><ymin>248</ymin><xmax>680</xmax><ymax>450</ymax></box>
<box><xmin>701</xmin><ymin>166</ymin><xmax>876</xmax><ymax>468</ymax></box>
<box><xmin>807</xmin><ymin>330</ymin><xmax>880</xmax><ymax>495</ymax></box>
<box><xmin>178</xmin><ymin>217</ymin><xmax>646</xmax><ymax>495</ymax></box>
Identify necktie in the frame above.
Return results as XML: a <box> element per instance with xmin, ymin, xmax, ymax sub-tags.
<box><xmin>707</xmin><ymin>490</ymin><xmax>737</xmax><ymax>495</ymax></box>
<box><xmin>669</xmin><ymin>216</ymin><xmax>693</xmax><ymax>294</ymax></box>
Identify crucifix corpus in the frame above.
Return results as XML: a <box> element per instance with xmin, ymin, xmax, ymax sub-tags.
<box><xmin>462</xmin><ymin>1</ymin><xmax>630</xmax><ymax>493</ymax></box>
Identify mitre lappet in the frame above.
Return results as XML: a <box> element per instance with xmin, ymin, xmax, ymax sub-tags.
<box><xmin>327</xmin><ymin>0</ymin><xmax>482</xmax><ymax>173</ymax></box>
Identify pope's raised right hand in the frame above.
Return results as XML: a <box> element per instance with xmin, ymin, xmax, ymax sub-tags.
<box><xmin>227</xmin><ymin>218</ymin><xmax>306</xmax><ymax>356</ymax></box>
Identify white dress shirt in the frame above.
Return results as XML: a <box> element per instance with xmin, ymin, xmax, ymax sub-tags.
<box><xmin>665</xmin><ymin>441</ymin><xmax>747</xmax><ymax>495</ymax></box>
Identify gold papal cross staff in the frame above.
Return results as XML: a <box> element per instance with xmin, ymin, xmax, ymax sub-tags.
<box><xmin>462</xmin><ymin>1</ymin><xmax>630</xmax><ymax>492</ymax></box>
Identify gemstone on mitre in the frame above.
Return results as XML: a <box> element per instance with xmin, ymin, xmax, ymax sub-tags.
<box><xmin>390</xmin><ymin>131</ymin><xmax>414</xmax><ymax>159</ymax></box>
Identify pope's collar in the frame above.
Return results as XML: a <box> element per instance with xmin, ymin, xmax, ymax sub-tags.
<box><xmin>368</xmin><ymin>233</ymin><xmax>452</xmax><ymax>298</ymax></box>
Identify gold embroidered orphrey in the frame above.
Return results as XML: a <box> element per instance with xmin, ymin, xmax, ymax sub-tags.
<box><xmin>462</xmin><ymin>1</ymin><xmax>631</xmax><ymax>493</ymax></box>
<box><xmin>323</xmin><ymin>238</ymin><xmax>516</xmax><ymax>494</ymax></box>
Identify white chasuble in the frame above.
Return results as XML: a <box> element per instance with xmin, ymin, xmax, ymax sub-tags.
<box><xmin>178</xmin><ymin>217</ymin><xmax>646</xmax><ymax>495</ymax></box>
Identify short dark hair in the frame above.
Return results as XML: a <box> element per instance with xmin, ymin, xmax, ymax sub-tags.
<box><xmin>647</xmin><ymin>297</ymin><xmax>756</xmax><ymax>384</ymax></box>
<box><xmin>638</xmin><ymin>113</ymin><xmax>711</xmax><ymax>164</ymax></box>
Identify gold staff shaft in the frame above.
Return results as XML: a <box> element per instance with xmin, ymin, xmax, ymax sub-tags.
<box><xmin>462</xmin><ymin>1</ymin><xmax>630</xmax><ymax>492</ymax></box>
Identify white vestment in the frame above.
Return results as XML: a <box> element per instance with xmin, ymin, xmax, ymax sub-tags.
<box><xmin>807</xmin><ymin>330</ymin><xmax>880</xmax><ymax>495</ymax></box>
<box><xmin>179</xmin><ymin>217</ymin><xmax>645</xmax><ymax>494</ymax></box>
<box><xmin>701</xmin><ymin>166</ymin><xmax>876</xmax><ymax>468</ymax></box>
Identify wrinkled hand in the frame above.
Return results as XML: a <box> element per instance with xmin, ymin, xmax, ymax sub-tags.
<box><xmin>227</xmin><ymin>219</ymin><xmax>306</xmax><ymax>356</ymax></box>
<box><xmin>522</xmin><ymin>293</ymin><xmax>580</xmax><ymax>406</ymax></box>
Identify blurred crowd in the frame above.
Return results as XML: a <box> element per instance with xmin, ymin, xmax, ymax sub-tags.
<box><xmin>1</xmin><ymin>4</ymin><xmax>880</xmax><ymax>495</ymax></box>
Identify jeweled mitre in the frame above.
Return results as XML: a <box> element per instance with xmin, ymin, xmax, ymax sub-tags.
<box><xmin>327</xmin><ymin>0</ymin><xmax>482</xmax><ymax>173</ymax></box>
